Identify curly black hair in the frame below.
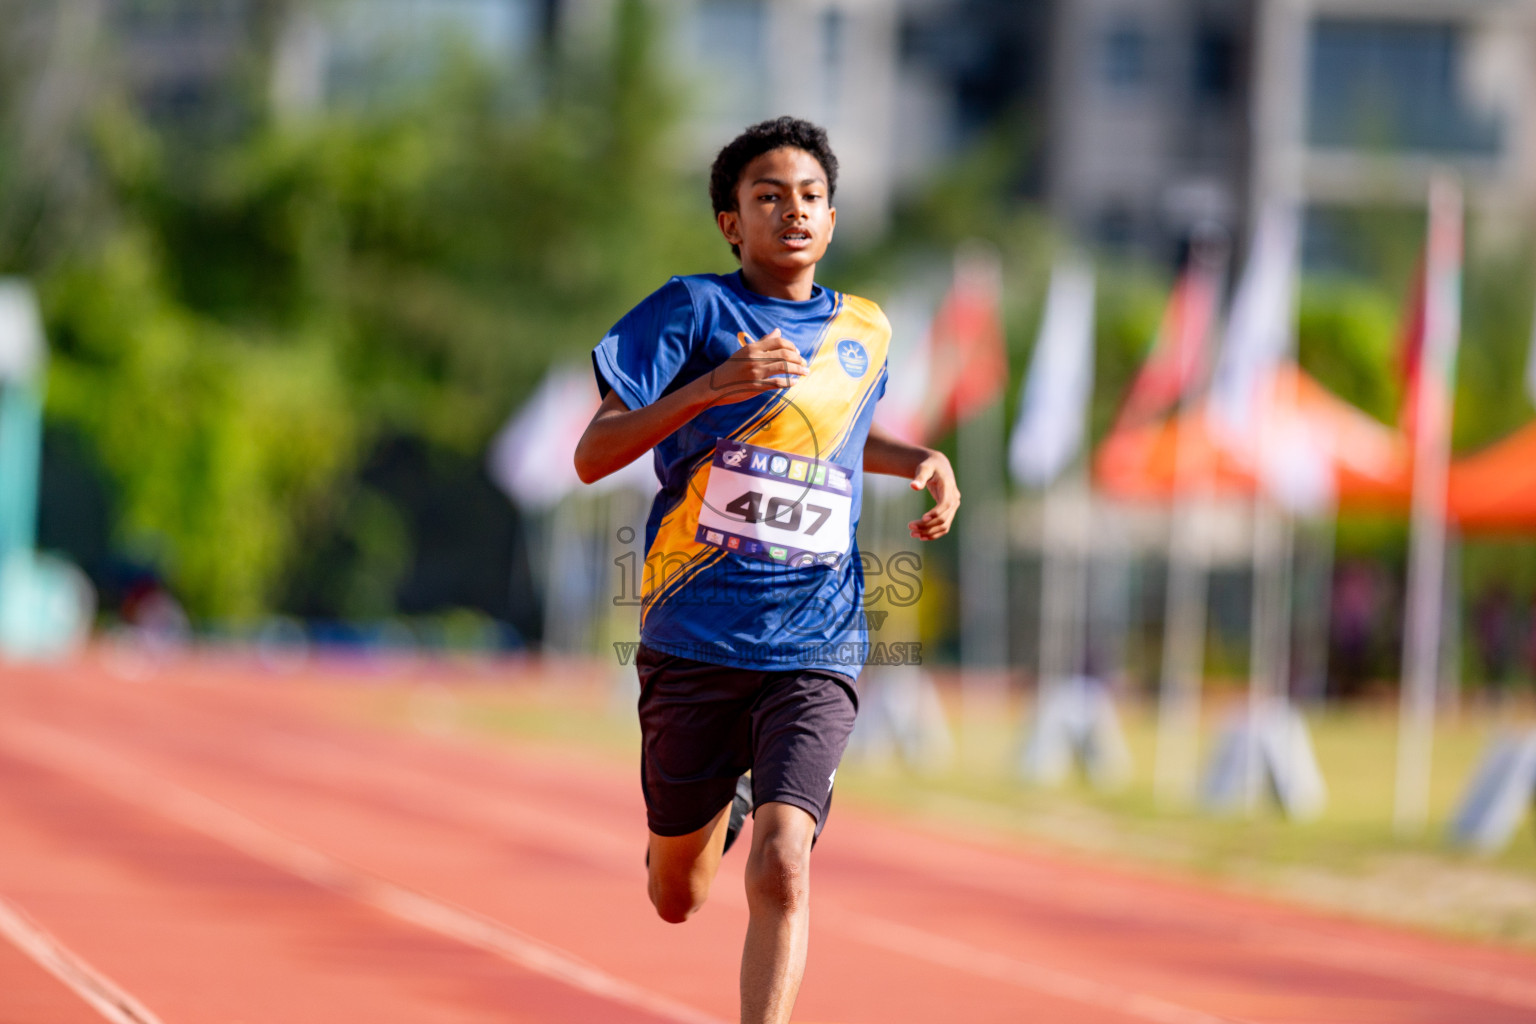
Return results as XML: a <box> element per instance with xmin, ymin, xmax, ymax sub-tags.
<box><xmin>709</xmin><ymin>117</ymin><xmax>839</xmax><ymax>259</ymax></box>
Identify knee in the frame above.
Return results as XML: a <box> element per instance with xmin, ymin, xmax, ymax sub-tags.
<box><xmin>744</xmin><ymin>836</ymin><xmax>810</xmax><ymax>914</ymax></box>
<box><xmin>649</xmin><ymin>873</ymin><xmax>706</xmax><ymax>924</ymax></box>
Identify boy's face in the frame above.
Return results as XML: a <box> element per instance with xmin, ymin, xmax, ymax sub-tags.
<box><xmin>717</xmin><ymin>146</ymin><xmax>836</xmax><ymax>277</ymax></box>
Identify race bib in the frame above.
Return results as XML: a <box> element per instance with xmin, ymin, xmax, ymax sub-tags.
<box><xmin>695</xmin><ymin>439</ymin><xmax>854</xmax><ymax>569</ymax></box>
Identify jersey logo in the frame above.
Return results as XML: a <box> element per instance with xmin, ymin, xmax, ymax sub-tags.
<box><xmin>836</xmin><ymin>339</ymin><xmax>868</xmax><ymax>378</ymax></box>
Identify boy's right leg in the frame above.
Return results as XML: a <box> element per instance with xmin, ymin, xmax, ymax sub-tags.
<box><xmin>637</xmin><ymin>647</ymin><xmax>756</xmax><ymax>922</ymax></box>
<box><xmin>647</xmin><ymin>799</ymin><xmax>734</xmax><ymax>923</ymax></box>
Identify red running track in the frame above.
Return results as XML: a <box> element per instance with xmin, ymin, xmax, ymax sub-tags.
<box><xmin>2</xmin><ymin>658</ymin><xmax>1535</xmax><ymax>1024</ymax></box>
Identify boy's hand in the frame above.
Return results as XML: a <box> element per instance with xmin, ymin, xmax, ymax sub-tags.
<box><xmin>705</xmin><ymin>329</ymin><xmax>807</xmax><ymax>405</ymax></box>
<box><xmin>908</xmin><ymin>452</ymin><xmax>960</xmax><ymax>540</ymax></box>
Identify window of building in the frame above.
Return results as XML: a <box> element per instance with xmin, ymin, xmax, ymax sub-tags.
<box><xmin>821</xmin><ymin>6</ymin><xmax>845</xmax><ymax>115</ymax></box>
<box><xmin>115</xmin><ymin>0</ymin><xmax>238</xmax><ymax>35</ymax></box>
<box><xmin>1192</xmin><ymin>24</ymin><xmax>1237</xmax><ymax>102</ymax></box>
<box><xmin>1307</xmin><ymin>18</ymin><xmax>1502</xmax><ymax>156</ymax></box>
<box><xmin>325</xmin><ymin>0</ymin><xmax>539</xmax><ymax>102</ymax></box>
<box><xmin>140</xmin><ymin>77</ymin><xmax>212</xmax><ymax>122</ymax></box>
<box><xmin>1095</xmin><ymin>204</ymin><xmax>1138</xmax><ymax>249</ymax></box>
<box><xmin>695</xmin><ymin>0</ymin><xmax>768</xmax><ymax>121</ymax></box>
<box><xmin>1100</xmin><ymin>19</ymin><xmax>1149</xmax><ymax>92</ymax></box>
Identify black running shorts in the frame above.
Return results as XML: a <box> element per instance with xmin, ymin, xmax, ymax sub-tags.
<box><xmin>636</xmin><ymin>645</ymin><xmax>859</xmax><ymax>840</ymax></box>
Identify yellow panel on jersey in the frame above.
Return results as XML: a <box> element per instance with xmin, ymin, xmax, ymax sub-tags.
<box><xmin>741</xmin><ymin>296</ymin><xmax>891</xmax><ymax>460</ymax></box>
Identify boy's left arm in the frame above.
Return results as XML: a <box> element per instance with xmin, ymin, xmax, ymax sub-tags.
<box><xmin>863</xmin><ymin>423</ymin><xmax>960</xmax><ymax>540</ymax></box>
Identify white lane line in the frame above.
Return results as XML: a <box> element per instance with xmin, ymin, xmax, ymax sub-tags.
<box><xmin>99</xmin><ymin>691</ymin><xmax>1536</xmax><ymax>1019</ymax></box>
<box><xmin>30</xmin><ymin>704</ymin><xmax>1536</xmax><ymax>1024</ymax></box>
<box><xmin>0</xmin><ymin>721</ymin><xmax>727</xmax><ymax>1024</ymax></box>
<box><xmin>95</xmin><ymin>709</ymin><xmax>1445</xmax><ymax>1023</ymax></box>
<box><xmin>1252</xmin><ymin>926</ymin><xmax>1536</xmax><ymax>1013</ymax></box>
<box><xmin>0</xmin><ymin>892</ymin><xmax>167</xmax><ymax>1024</ymax></box>
<box><xmin>143</xmin><ymin>724</ymin><xmax>1240</xmax><ymax>1022</ymax></box>
<box><xmin>224</xmin><ymin>728</ymin><xmax>1536</xmax><ymax>1020</ymax></box>
<box><xmin>829</xmin><ymin>911</ymin><xmax>1249</xmax><ymax>1024</ymax></box>
<box><xmin>834</xmin><ymin>825</ymin><xmax>1536</xmax><ymax>1013</ymax></box>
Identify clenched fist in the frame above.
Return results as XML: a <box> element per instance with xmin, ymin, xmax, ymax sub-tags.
<box><xmin>705</xmin><ymin>329</ymin><xmax>808</xmax><ymax>405</ymax></box>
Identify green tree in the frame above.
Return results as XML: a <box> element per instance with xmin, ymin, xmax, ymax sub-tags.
<box><xmin>3</xmin><ymin>0</ymin><xmax>721</xmax><ymax>620</ymax></box>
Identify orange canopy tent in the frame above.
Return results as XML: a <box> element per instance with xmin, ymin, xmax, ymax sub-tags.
<box><xmin>1094</xmin><ymin>365</ymin><xmax>1413</xmax><ymax>512</ymax></box>
<box><xmin>1446</xmin><ymin>422</ymin><xmax>1536</xmax><ymax>533</ymax></box>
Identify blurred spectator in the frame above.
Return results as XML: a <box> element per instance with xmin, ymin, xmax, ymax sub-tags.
<box><xmin>120</xmin><ymin>572</ymin><xmax>191</xmax><ymax>652</ymax></box>
<box><xmin>1474</xmin><ymin>584</ymin><xmax>1521</xmax><ymax>704</ymax></box>
<box><xmin>1523</xmin><ymin>599</ymin><xmax>1536</xmax><ymax>708</ymax></box>
<box><xmin>1330</xmin><ymin>560</ymin><xmax>1381</xmax><ymax>699</ymax></box>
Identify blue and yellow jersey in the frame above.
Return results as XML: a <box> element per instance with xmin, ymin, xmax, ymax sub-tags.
<box><xmin>592</xmin><ymin>272</ymin><xmax>889</xmax><ymax>676</ymax></box>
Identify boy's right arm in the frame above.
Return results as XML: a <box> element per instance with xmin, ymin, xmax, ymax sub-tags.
<box><xmin>574</xmin><ymin>330</ymin><xmax>807</xmax><ymax>484</ymax></box>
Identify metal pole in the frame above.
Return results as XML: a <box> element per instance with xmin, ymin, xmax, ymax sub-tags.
<box><xmin>1394</xmin><ymin>177</ymin><xmax>1463</xmax><ymax>835</ymax></box>
<box><xmin>1153</xmin><ymin>476</ymin><xmax>1213</xmax><ymax>805</ymax></box>
<box><xmin>1243</xmin><ymin>357</ymin><xmax>1302</xmax><ymax>812</ymax></box>
<box><xmin>959</xmin><ymin>397</ymin><xmax>1009</xmax><ymax>713</ymax></box>
<box><xmin>1439</xmin><ymin>529</ymin><xmax>1463</xmax><ymax>721</ymax></box>
<box><xmin>1293</xmin><ymin>511</ymin><xmax>1338</xmax><ymax>707</ymax></box>
<box><xmin>1037</xmin><ymin>470</ymin><xmax>1089</xmax><ymax>690</ymax></box>
<box><xmin>1244</xmin><ymin>494</ymin><xmax>1296</xmax><ymax>812</ymax></box>
<box><xmin>1151</xmin><ymin>238</ymin><xmax>1228</xmax><ymax>807</ymax></box>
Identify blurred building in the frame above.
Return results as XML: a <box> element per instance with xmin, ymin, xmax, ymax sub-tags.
<box><xmin>1052</xmin><ymin>0</ymin><xmax>1534</xmax><ymax>260</ymax></box>
<box><xmin>1258</xmin><ymin>0</ymin><xmax>1535</xmax><ymax>258</ymax></box>
<box><xmin>104</xmin><ymin>0</ymin><xmax>1536</xmax><ymax>258</ymax></box>
<box><xmin>1048</xmin><ymin>0</ymin><xmax>1255</xmax><ymax>258</ymax></box>
<box><xmin>636</xmin><ymin>0</ymin><xmax>1052</xmax><ymax>242</ymax></box>
<box><xmin>106</xmin><ymin>0</ymin><xmax>543</xmax><ymax>124</ymax></box>
<box><xmin>654</xmin><ymin>0</ymin><xmax>906</xmax><ymax>242</ymax></box>
<box><xmin>637</xmin><ymin>0</ymin><xmax>1536</xmax><ymax>258</ymax></box>
<box><xmin>110</xmin><ymin>1</ymin><xmax>251</xmax><ymax>122</ymax></box>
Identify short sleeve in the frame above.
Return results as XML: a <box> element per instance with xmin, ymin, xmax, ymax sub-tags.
<box><xmin>875</xmin><ymin>359</ymin><xmax>889</xmax><ymax>403</ymax></box>
<box><xmin>592</xmin><ymin>278</ymin><xmax>698</xmax><ymax>410</ymax></box>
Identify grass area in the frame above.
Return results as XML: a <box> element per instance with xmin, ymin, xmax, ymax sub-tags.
<box><xmin>335</xmin><ymin>669</ymin><xmax>1536</xmax><ymax>948</ymax></box>
<box><xmin>841</xmin><ymin>694</ymin><xmax>1536</xmax><ymax>870</ymax></box>
<box><xmin>832</xmin><ymin>691</ymin><xmax>1536</xmax><ymax>946</ymax></box>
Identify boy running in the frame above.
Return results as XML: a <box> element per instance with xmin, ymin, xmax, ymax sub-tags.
<box><xmin>574</xmin><ymin>116</ymin><xmax>959</xmax><ymax>1024</ymax></box>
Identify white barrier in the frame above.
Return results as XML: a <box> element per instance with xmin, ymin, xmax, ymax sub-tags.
<box><xmin>1449</xmin><ymin>731</ymin><xmax>1536</xmax><ymax>854</ymax></box>
<box><xmin>1019</xmin><ymin>674</ymin><xmax>1132</xmax><ymax>790</ymax></box>
<box><xmin>1200</xmin><ymin>699</ymin><xmax>1326</xmax><ymax>819</ymax></box>
<box><xmin>848</xmin><ymin>665</ymin><xmax>954</xmax><ymax>772</ymax></box>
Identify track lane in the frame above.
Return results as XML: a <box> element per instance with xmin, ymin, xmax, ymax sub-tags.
<box><xmin>4</xmin><ymin>661</ymin><xmax>1536</xmax><ymax>1023</ymax></box>
<box><xmin>0</xmin><ymin>898</ymin><xmax>136</xmax><ymax>1024</ymax></box>
<box><xmin>0</xmin><ymin>738</ymin><xmax>716</xmax><ymax>1023</ymax></box>
<box><xmin>0</xmin><ymin>710</ymin><xmax>1047</xmax><ymax>1023</ymax></box>
<box><xmin>1</xmin><ymin>671</ymin><xmax>1209</xmax><ymax>1022</ymax></box>
<box><xmin>69</xmin><ymin>669</ymin><xmax>1536</xmax><ymax>1016</ymax></box>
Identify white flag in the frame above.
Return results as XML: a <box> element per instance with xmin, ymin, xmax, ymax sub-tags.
<box><xmin>1008</xmin><ymin>258</ymin><xmax>1096</xmax><ymax>487</ymax></box>
<box><xmin>1255</xmin><ymin>403</ymin><xmax>1335</xmax><ymax>515</ymax></box>
<box><xmin>873</xmin><ymin>291</ymin><xmax>938</xmax><ymax>445</ymax></box>
<box><xmin>1206</xmin><ymin>204</ymin><xmax>1300</xmax><ymax>443</ymax></box>
<box><xmin>487</xmin><ymin>364</ymin><xmax>654</xmax><ymax>510</ymax></box>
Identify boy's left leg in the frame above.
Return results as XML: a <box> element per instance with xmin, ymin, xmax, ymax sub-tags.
<box><xmin>737</xmin><ymin>667</ymin><xmax>858</xmax><ymax>1024</ymax></box>
<box><xmin>740</xmin><ymin>800</ymin><xmax>816</xmax><ymax>1024</ymax></box>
